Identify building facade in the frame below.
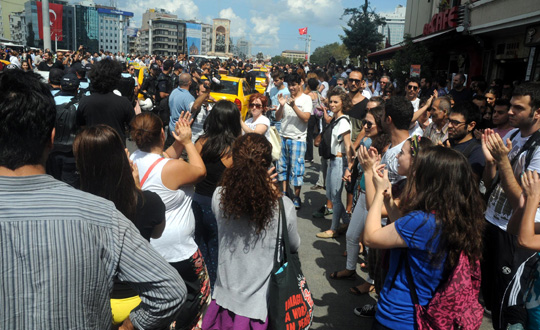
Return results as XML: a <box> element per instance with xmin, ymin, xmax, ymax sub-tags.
<box><xmin>1</xmin><ymin>0</ymin><xmax>25</xmax><ymax>40</ymax></box>
<box><xmin>235</xmin><ymin>37</ymin><xmax>251</xmax><ymax>59</ymax></box>
<box><xmin>24</xmin><ymin>0</ymin><xmax>75</xmax><ymax>51</ymax></box>
<box><xmin>9</xmin><ymin>11</ymin><xmax>26</xmax><ymax>45</ymax></box>
<box><xmin>369</xmin><ymin>0</ymin><xmax>540</xmax><ymax>84</ymax></box>
<box><xmin>208</xmin><ymin>18</ymin><xmax>232</xmax><ymax>57</ymax></box>
<box><xmin>97</xmin><ymin>6</ymin><xmax>133</xmax><ymax>54</ymax></box>
<box><xmin>281</xmin><ymin>50</ymin><xmax>307</xmax><ymax>61</ymax></box>
<box><xmin>378</xmin><ymin>5</ymin><xmax>406</xmax><ymax>46</ymax></box>
<box><xmin>201</xmin><ymin>23</ymin><xmax>211</xmax><ymax>55</ymax></box>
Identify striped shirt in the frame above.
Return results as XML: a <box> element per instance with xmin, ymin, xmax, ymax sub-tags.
<box><xmin>0</xmin><ymin>175</ymin><xmax>186</xmax><ymax>329</ymax></box>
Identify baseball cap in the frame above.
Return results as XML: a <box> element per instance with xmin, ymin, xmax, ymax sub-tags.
<box><xmin>163</xmin><ymin>60</ymin><xmax>174</xmax><ymax>71</ymax></box>
<box><xmin>174</xmin><ymin>62</ymin><xmax>184</xmax><ymax>70</ymax></box>
<box><xmin>61</xmin><ymin>73</ymin><xmax>80</xmax><ymax>90</ymax></box>
<box><xmin>49</xmin><ymin>68</ymin><xmax>64</xmax><ymax>85</ymax></box>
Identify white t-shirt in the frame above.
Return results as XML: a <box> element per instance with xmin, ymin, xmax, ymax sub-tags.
<box><xmin>320</xmin><ymin>81</ymin><xmax>329</xmax><ymax>98</ymax></box>
<box><xmin>280</xmin><ymin>93</ymin><xmax>313</xmax><ymax>140</ymax></box>
<box><xmin>330</xmin><ymin>115</ymin><xmax>351</xmax><ymax>156</ymax></box>
<box><xmin>245</xmin><ymin>115</ymin><xmax>270</xmax><ymax>139</ymax></box>
<box><xmin>362</xmin><ymin>88</ymin><xmax>372</xmax><ymax>99</ymax></box>
<box><xmin>130</xmin><ymin>151</ymin><xmax>198</xmax><ymax>262</ymax></box>
<box><xmin>381</xmin><ymin>139</ymin><xmax>407</xmax><ymax>185</ymax></box>
<box><xmin>191</xmin><ymin>103</ymin><xmax>213</xmax><ymax>143</ymax></box>
<box><xmin>485</xmin><ymin>128</ymin><xmax>540</xmax><ymax>230</ymax></box>
<box><xmin>411</xmin><ymin>98</ymin><xmax>420</xmax><ymax>112</ymax></box>
<box><xmin>408</xmin><ymin>122</ymin><xmax>424</xmax><ymax>137</ymax></box>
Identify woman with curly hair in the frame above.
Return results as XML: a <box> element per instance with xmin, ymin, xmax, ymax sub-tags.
<box><xmin>202</xmin><ymin>133</ymin><xmax>301</xmax><ymax>330</ymax></box>
<box><xmin>130</xmin><ymin>112</ymin><xmax>210</xmax><ymax>330</ymax></box>
<box><xmin>363</xmin><ymin>146</ymin><xmax>484</xmax><ymax>330</ymax></box>
<box><xmin>316</xmin><ymin>88</ymin><xmax>354</xmax><ymax>239</ymax></box>
<box><xmin>193</xmin><ymin>100</ymin><xmax>241</xmax><ymax>288</ymax></box>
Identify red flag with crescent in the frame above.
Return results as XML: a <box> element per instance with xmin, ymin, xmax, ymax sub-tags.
<box><xmin>299</xmin><ymin>27</ymin><xmax>307</xmax><ymax>35</ymax></box>
<box><xmin>37</xmin><ymin>1</ymin><xmax>63</xmax><ymax>41</ymax></box>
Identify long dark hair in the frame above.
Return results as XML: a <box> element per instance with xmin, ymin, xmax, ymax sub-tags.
<box><xmin>199</xmin><ymin>100</ymin><xmax>241</xmax><ymax>162</ymax></box>
<box><xmin>219</xmin><ymin>133</ymin><xmax>280</xmax><ymax>234</ymax></box>
<box><xmin>73</xmin><ymin>125</ymin><xmax>139</xmax><ymax>221</ymax></box>
<box><xmin>399</xmin><ymin>146</ymin><xmax>484</xmax><ymax>270</ymax></box>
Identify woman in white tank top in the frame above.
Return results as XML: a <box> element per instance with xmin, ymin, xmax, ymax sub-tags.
<box><xmin>130</xmin><ymin>111</ymin><xmax>210</xmax><ymax>330</ymax></box>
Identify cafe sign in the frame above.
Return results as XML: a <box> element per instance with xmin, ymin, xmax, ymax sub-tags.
<box><xmin>423</xmin><ymin>6</ymin><xmax>459</xmax><ymax>36</ymax></box>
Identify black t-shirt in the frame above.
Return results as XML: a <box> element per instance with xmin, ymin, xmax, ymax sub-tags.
<box><xmin>38</xmin><ymin>61</ymin><xmax>54</xmax><ymax>71</ymax></box>
<box><xmin>156</xmin><ymin>72</ymin><xmax>173</xmax><ymax>103</ymax></box>
<box><xmin>111</xmin><ymin>190</ymin><xmax>165</xmax><ymax>299</ymax></box>
<box><xmin>449</xmin><ymin>88</ymin><xmax>473</xmax><ymax>104</ymax></box>
<box><xmin>52</xmin><ymin>61</ymin><xmax>65</xmax><ymax>71</ymax></box>
<box><xmin>77</xmin><ymin>92</ymin><xmax>135</xmax><ymax>145</ymax></box>
<box><xmin>451</xmin><ymin>137</ymin><xmax>485</xmax><ymax>179</ymax></box>
<box><xmin>348</xmin><ymin>98</ymin><xmax>369</xmax><ymax>142</ymax></box>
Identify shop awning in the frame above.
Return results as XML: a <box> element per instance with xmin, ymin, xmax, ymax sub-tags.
<box><xmin>368</xmin><ymin>29</ymin><xmax>456</xmax><ymax>61</ymax></box>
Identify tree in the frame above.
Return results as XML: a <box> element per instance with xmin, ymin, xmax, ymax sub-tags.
<box><xmin>256</xmin><ymin>52</ymin><xmax>264</xmax><ymax>61</ymax></box>
<box><xmin>390</xmin><ymin>34</ymin><xmax>433</xmax><ymax>86</ymax></box>
<box><xmin>309</xmin><ymin>42</ymin><xmax>349</xmax><ymax>66</ymax></box>
<box><xmin>340</xmin><ymin>0</ymin><xmax>385</xmax><ymax>64</ymax></box>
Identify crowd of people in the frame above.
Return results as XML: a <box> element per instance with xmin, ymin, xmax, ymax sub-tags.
<box><xmin>1</xmin><ymin>44</ymin><xmax>540</xmax><ymax>330</ymax></box>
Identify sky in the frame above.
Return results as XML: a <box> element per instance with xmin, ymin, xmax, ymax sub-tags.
<box><xmin>108</xmin><ymin>0</ymin><xmax>406</xmax><ymax>56</ymax></box>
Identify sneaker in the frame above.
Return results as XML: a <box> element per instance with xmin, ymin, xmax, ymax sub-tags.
<box><xmin>354</xmin><ymin>304</ymin><xmax>376</xmax><ymax>318</ymax></box>
<box><xmin>293</xmin><ymin>197</ymin><xmax>301</xmax><ymax>209</ymax></box>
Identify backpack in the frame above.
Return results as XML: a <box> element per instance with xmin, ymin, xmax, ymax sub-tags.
<box><xmin>403</xmin><ymin>251</ymin><xmax>484</xmax><ymax>330</ymax></box>
<box><xmin>319</xmin><ymin>116</ymin><xmax>350</xmax><ymax>160</ymax></box>
<box><xmin>53</xmin><ymin>97</ymin><xmax>79</xmax><ymax>152</ymax></box>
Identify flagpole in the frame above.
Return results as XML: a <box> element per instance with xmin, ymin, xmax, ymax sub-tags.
<box><xmin>42</xmin><ymin>0</ymin><xmax>51</xmax><ymax>50</ymax></box>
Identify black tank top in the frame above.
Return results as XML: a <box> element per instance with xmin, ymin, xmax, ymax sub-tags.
<box><xmin>195</xmin><ymin>158</ymin><xmax>227</xmax><ymax>197</ymax></box>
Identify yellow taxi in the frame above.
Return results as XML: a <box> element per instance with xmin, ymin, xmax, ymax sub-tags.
<box><xmin>252</xmin><ymin>68</ymin><xmax>269</xmax><ymax>94</ymax></box>
<box><xmin>203</xmin><ymin>75</ymin><xmax>253</xmax><ymax>120</ymax></box>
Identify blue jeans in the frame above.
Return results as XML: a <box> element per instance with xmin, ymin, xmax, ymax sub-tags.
<box><xmin>192</xmin><ymin>193</ymin><xmax>218</xmax><ymax>289</ymax></box>
<box><xmin>346</xmin><ymin>190</ymin><xmax>367</xmax><ymax>270</ymax></box>
<box><xmin>326</xmin><ymin>156</ymin><xmax>349</xmax><ymax>231</ymax></box>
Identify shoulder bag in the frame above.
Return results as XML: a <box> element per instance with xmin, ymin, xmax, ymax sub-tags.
<box><xmin>268</xmin><ymin>198</ymin><xmax>314</xmax><ymax>330</ymax></box>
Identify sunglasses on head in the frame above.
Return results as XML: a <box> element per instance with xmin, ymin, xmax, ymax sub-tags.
<box><xmin>249</xmin><ymin>103</ymin><xmax>263</xmax><ymax>109</ymax></box>
<box><xmin>407</xmin><ymin>85</ymin><xmax>419</xmax><ymax>91</ymax></box>
<box><xmin>362</xmin><ymin>120</ymin><xmax>374</xmax><ymax>129</ymax></box>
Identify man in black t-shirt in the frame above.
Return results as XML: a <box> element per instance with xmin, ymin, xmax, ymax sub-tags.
<box><xmin>347</xmin><ymin>69</ymin><xmax>369</xmax><ymax>150</ymax></box>
<box><xmin>447</xmin><ymin>102</ymin><xmax>485</xmax><ymax>180</ymax></box>
<box><xmin>77</xmin><ymin>59</ymin><xmax>134</xmax><ymax>145</ymax></box>
<box><xmin>450</xmin><ymin>73</ymin><xmax>473</xmax><ymax>104</ymax></box>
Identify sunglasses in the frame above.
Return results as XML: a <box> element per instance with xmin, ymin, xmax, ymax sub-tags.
<box><xmin>407</xmin><ymin>85</ymin><xmax>419</xmax><ymax>91</ymax></box>
<box><xmin>348</xmin><ymin>78</ymin><xmax>362</xmax><ymax>84</ymax></box>
<box><xmin>362</xmin><ymin>120</ymin><xmax>374</xmax><ymax>129</ymax></box>
<box><xmin>249</xmin><ymin>103</ymin><xmax>263</xmax><ymax>109</ymax></box>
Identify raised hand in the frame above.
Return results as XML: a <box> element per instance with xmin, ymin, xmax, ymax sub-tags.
<box><xmin>372</xmin><ymin>162</ymin><xmax>390</xmax><ymax>194</ymax></box>
<box><xmin>172</xmin><ymin>111</ymin><xmax>193</xmax><ymax>145</ymax></box>
<box><xmin>522</xmin><ymin>170</ymin><xmax>540</xmax><ymax>201</ymax></box>
<box><xmin>277</xmin><ymin>93</ymin><xmax>289</xmax><ymax>107</ymax></box>
<box><xmin>485</xmin><ymin>128</ymin><xmax>512</xmax><ymax>163</ymax></box>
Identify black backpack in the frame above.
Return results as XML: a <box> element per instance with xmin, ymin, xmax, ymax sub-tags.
<box><xmin>53</xmin><ymin>97</ymin><xmax>79</xmax><ymax>152</ymax></box>
<box><xmin>319</xmin><ymin>116</ymin><xmax>350</xmax><ymax>159</ymax></box>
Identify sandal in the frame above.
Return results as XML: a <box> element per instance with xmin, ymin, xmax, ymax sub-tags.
<box><xmin>329</xmin><ymin>270</ymin><xmax>356</xmax><ymax>280</ymax></box>
<box><xmin>349</xmin><ymin>283</ymin><xmax>375</xmax><ymax>295</ymax></box>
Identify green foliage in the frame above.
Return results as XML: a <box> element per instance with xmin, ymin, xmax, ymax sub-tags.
<box><xmin>256</xmin><ymin>52</ymin><xmax>264</xmax><ymax>60</ymax></box>
<box><xmin>310</xmin><ymin>42</ymin><xmax>349</xmax><ymax>66</ymax></box>
<box><xmin>390</xmin><ymin>34</ymin><xmax>433</xmax><ymax>86</ymax></box>
<box><xmin>340</xmin><ymin>0</ymin><xmax>386</xmax><ymax>61</ymax></box>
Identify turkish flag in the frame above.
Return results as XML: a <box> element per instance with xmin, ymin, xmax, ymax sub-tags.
<box><xmin>37</xmin><ymin>2</ymin><xmax>63</xmax><ymax>41</ymax></box>
<box><xmin>299</xmin><ymin>27</ymin><xmax>307</xmax><ymax>35</ymax></box>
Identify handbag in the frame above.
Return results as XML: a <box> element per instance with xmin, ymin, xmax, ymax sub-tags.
<box><xmin>403</xmin><ymin>250</ymin><xmax>483</xmax><ymax>330</ymax></box>
<box><xmin>268</xmin><ymin>126</ymin><xmax>282</xmax><ymax>161</ymax></box>
<box><xmin>268</xmin><ymin>198</ymin><xmax>314</xmax><ymax>330</ymax></box>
